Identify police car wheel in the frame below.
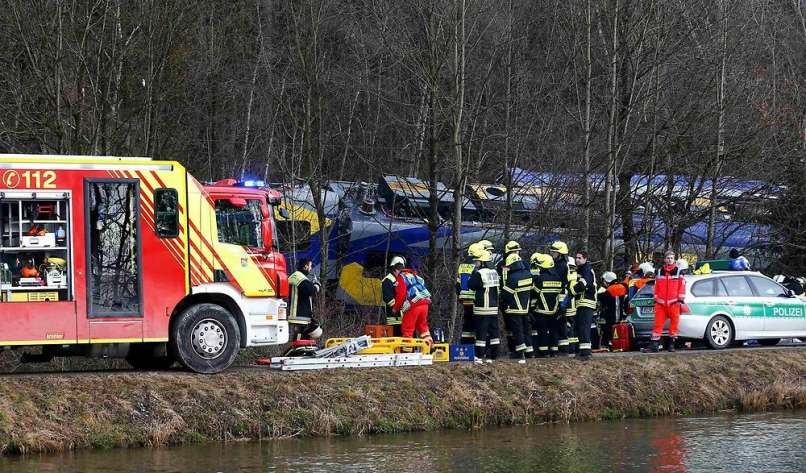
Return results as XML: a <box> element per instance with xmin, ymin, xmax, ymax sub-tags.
<box><xmin>171</xmin><ymin>303</ymin><xmax>241</xmax><ymax>374</ymax></box>
<box><xmin>705</xmin><ymin>316</ymin><xmax>733</xmax><ymax>350</ymax></box>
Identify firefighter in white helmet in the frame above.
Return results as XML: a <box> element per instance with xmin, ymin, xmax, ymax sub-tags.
<box><xmin>381</xmin><ymin>255</ymin><xmax>406</xmax><ymax>336</ymax></box>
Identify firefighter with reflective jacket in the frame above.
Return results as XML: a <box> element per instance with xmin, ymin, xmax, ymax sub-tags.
<box><xmin>548</xmin><ymin>241</ymin><xmax>571</xmax><ymax>354</ymax></box>
<box><xmin>530</xmin><ymin>253</ymin><xmax>563</xmax><ymax>357</ymax></box>
<box><xmin>456</xmin><ymin>243</ymin><xmax>481</xmax><ymax>345</ymax></box>
<box><xmin>501</xmin><ymin>252</ymin><xmax>533</xmax><ymax>363</ymax></box>
<box><xmin>565</xmin><ymin>256</ymin><xmax>583</xmax><ymax>353</ymax></box>
<box><xmin>393</xmin><ymin>260</ymin><xmax>433</xmax><ymax>345</ymax></box>
<box><xmin>288</xmin><ymin>258</ymin><xmax>321</xmax><ymax>340</ymax></box>
<box><xmin>573</xmin><ymin>250</ymin><xmax>597</xmax><ymax>360</ymax></box>
<box><xmin>382</xmin><ymin>256</ymin><xmax>405</xmax><ymax>336</ymax></box>
<box><xmin>468</xmin><ymin>248</ymin><xmax>501</xmax><ymax>364</ymax></box>
<box><xmin>644</xmin><ymin>250</ymin><xmax>686</xmax><ymax>353</ymax></box>
<box><xmin>499</xmin><ymin>240</ymin><xmax>522</xmax><ymax>355</ymax></box>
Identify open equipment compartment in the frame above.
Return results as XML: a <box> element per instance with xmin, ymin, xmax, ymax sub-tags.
<box><xmin>0</xmin><ymin>190</ymin><xmax>72</xmax><ymax>302</ymax></box>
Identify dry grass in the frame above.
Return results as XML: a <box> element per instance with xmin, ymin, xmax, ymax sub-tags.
<box><xmin>0</xmin><ymin>348</ymin><xmax>803</xmax><ymax>456</ymax></box>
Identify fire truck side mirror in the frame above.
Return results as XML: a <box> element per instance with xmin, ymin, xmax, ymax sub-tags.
<box><xmin>228</xmin><ymin>197</ymin><xmax>248</xmax><ymax>208</ymax></box>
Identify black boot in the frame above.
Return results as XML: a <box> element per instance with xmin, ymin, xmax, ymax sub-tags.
<box><xmin>667</xmin><ymin>337</ymin><xmax>677</xmax><ymax>352</ymax></box>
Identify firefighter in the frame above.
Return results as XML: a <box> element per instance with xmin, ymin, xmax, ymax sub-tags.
<box><xmin>382</xmin><ymin>256</ymin><xmax>405</xmax><ymax>336</ymax></box>
<box><xmin>644</xmin><ymin>250</ymin><xmax>686</xmax><ymax>353</ymax></box>
<box><xmin>501</xmin><ymin>252</ymin><xmax>533</xmax><ymax>363</ymax></box>
<box><xmin>498</xmin><ymin>240</ymin><xmax>522</xmax><ymax>356</ymax></box>
<box><xmin>393</xmin><ymin>261</ymin><xmax>433</xmax><ymax>345</ymax></box>
<box><xmin>548</xmin><ymin>241</ymin><xmax>571</xmax><ymax>355</ymax></box>
<box><xmin>530</xmin><ymin>252</ymin><xmax>563</xmax><ymax>357</ymax></box>
<box><xmin>574</xmin><ymin>250</ymin><xmax>597</xmax><ymax>360</ymax></box>
<box><xmin>456</xmin><ymin>243</ymin><xmax>481</xmax><ymax>344</ymax></box>
<box><xmin>468</xmin><ymin>249</ymin><xmax>501</xmax><ymax>364</ymax></box>
<box><xmin>564</xmin><ymin>255</ymin><xmax>581</xmax><ymax>353</ymax></box>
<box><xmin>288</xmin><ymin>258</ymin><xmax>321</xmax><ymax>340</ymax></box>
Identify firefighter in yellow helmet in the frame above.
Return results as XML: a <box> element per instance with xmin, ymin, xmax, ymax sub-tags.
<box><xmin>501</xmin><ymin>251</ymin><xmax>533</xmax><ymax>363</ymax></box>
<box><xmin>530</xmin><ymin>252</ymin><xmax>564</xmax><ymax>357</ymax></box>
<box><xmin>498</xmin><ymin>240</ymin><xmax>522</xmax><ymax>356</ymax></box>
<box><xmin>548</xmin><ymin>241</ymin><xmax>571</xmax><ymax>355</ymax></box>
<box><xmin>468</xmin><ymin>249</ymin><xmax>501</xmax><ymax>363</ymax></box>
<box><xmin>456</xmin><ymin>243</ymin><xmax>482</xmax><ymax>344</ymax></box>
<box><xmin>381</xmin><ymin>256</ymin><xmax>406</xmax><ymax>336</ymax></box>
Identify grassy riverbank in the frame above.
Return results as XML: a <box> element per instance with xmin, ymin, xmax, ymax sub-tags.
<box><xmin>0</xmin><ymin>348</ymin><xmax>804</xmax><ymax>455</ymax></box>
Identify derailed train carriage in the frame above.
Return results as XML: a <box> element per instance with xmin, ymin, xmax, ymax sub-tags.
<box><xmin>271</xmin><ymin>171</ymin><xmax>776</xmax><ymax>311</ymax></box>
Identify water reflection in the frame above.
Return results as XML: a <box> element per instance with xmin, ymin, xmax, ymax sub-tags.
<box><xmin>1</xmin><ymin>411</ymin><xmax>803</xmax><ymax>473</ymax></box>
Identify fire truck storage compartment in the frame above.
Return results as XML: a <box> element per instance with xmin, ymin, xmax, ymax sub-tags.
<box><xmin>0</xmin><ymin>191</ymin><xmax>71</xmax><ymax>302</ymax></box>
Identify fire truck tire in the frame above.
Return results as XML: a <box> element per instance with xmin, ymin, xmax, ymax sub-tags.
<box><xmin>171</xmin><ymin>303</ymin><xmax>241</xmax><ymax>374</ymax></box>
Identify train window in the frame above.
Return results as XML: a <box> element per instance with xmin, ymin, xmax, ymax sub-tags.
<box><xmin>154</xmin><ymin>188</ymin><xmax>179</xmax><ymax>238</ymax></box>
<box><xmin>275</xmin><ymin>220</ymin><xmax>311</xmax><ymax>252</ymax></box>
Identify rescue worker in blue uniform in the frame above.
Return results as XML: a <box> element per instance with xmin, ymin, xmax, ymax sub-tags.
<box><xmin>468</xmin><ymin>248</ymin><xmax>500</xmax><ymax>364</ymax></box>
<box><xmin>548</xmin><ymin>241</ymin><xmax>571</xmax><ymax>355</ymax></box>
<box><xmin>456</xmin><ymin>243</ymin><xmax>481</xmax><ymax>345</ymax></box>
<box><xmin>574</xmin><ymin>250</ymin><xmax>597</xmax><ymax>360</ymax></box>
<box><xmin>530</xmin><ymin>253</ymin><xmax>563</xmax><ymax>357</ymax></box>
<box><xmin>501</xmin><ymin>252</ymin><xmax>533</xmax><ymax>363</ymax></box>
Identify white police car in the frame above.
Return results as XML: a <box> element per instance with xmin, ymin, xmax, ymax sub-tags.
<box><xmin>628</xmin><ymin>271</ymin><xmax>806</xmax><ymax>348</ymax></box>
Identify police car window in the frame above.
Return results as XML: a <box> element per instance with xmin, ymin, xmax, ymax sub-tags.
<box><xmin>215</xmin><ymin>200</ymin><xmax>263</xmax><ymax>248</ymax></box>
<box><xmin>720</xmin><ymin>276</ymin><xmax>753</xmax><ymax>297</ymax></box>
<box><xmin>748</xmin><ymin>276</ymin><xmax>787</xmax><ymax>297</ymax></box>
<box><xmin>691</xmin><ymin>279</ymin><xmax>715</xmax><ymax>297</ymax></box>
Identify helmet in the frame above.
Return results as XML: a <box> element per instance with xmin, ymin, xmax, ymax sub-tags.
<box><xmin>549</xmin><ymin>241</ymin><xmax>568</xmax><ymax>255</ymax></box>
<box><xmin>505</xmin><ymin>253</ymin><xmax>522</xmax><ymax>266</ymax></box>
<box><xmin>639</xmin><ymin>262</ymin><xmax>654</xmax><ymax>275</ymax></box>
<box><xmin>504</xmin><ymin>241</ymin><xmax>521</xmax><ymax>253</ymax></box>
<box><xmin>467</xmin><ymin>242</ymin><xmax>481</xmax><ymax>257</ymax></box>
<box><xmin>676</xmin><ymin>258</ymin><xmax>689</xmax><ymax>271</ymax></box>
<box><xmin>567</xmin><ymin>256</ymin><xmax>576</xmax><ymax>268</ymax></box>
<box><xmin>476</xmin><ymin>250</ymin><xmax>492</xmax><ymax>262</ymax></box>
<box><xmin>602</xmin><ymin>271</ymin><xmax>617</xmax><ymax>283</ymax></box>
<box><xmin>531</xmin><ymin>252</ymin><xmax>554</xmax><ymax>269</ymax></box>
<box><xmin>390</xmin><ymin>256</ymin><xmax>406</xmax><ymax>268</ymax></box>
<box><xmin>479</xmin><ymin>240</ymin><xmax>494</xmax><ymax>252</ymax></box>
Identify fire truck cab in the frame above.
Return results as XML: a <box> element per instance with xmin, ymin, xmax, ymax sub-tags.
<box><xmin>0</xmin><ymin>155</ymin><xmax>289</xmax><ymax>373</ymax></box>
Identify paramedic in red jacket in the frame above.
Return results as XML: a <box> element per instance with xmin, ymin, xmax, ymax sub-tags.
<box><xmin>648</xmin><ymin>250</ymin><xmax>686</xmax><ymax>352</ymax></box>
<box><xmin>393</xmin><ymin>262</ymin><xmax>433</xmax><ymax>345</ymax></box>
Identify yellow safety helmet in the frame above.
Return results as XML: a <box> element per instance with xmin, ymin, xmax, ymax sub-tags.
<box><xmin>531</xmin><ymin>252</ymin><xmax>554</xmax><ymax>269</ymax></box>
<box><xmin>549</xmin><ymin>241</ymin><xmax>568</xmax><ymax>255</ymax></box>
<box><xmin>505</xmin><ymin>253</ymin><xmax>522</xmax><ymax>266</ymax></box>
<box><xmin>476</xmin><ymin>249</ymin><xmax>492</xmax><ymax>262</ymax></box>
<box><xmin>467</xmin><ymin>242</ymin><xmax>481</xmax><ymax>257</ymax></box>
<box><xmin>504</xmin><ymin>241</ymin><xmax>521</xmax><ymax>253</ymax></box>
<box><xmin>478</xmin><ymin>239</ymin><xmax>494</xmax><ymax>252</ymax></box>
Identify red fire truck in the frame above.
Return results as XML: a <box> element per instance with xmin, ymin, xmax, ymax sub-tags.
<box><xmin>0</xmin><ymin>155</ymin><xmax>289</xmax><ymax>373</ymax></box>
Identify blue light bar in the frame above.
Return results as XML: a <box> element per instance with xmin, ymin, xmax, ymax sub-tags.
<box><xmin>241</xmin><ymin>180</ymin><xmax>265</xmax><ymax>188</ymax></box>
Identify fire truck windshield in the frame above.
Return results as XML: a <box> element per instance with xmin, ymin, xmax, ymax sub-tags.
<box><xmin>215</xmin><ymin>199</ymin><xmax>263</xmax><ymax>248</ymax></box>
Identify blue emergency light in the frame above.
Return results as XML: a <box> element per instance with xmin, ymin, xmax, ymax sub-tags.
<box><xmin>241</xmin><ymin>180</ymin><xmax>265</xmax><ymax>188</ymax></box>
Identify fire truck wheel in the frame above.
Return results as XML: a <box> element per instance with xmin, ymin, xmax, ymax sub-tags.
<box><xmin>171</xmin><ymin>303</ymin><xmax>241</xmax><ymax>374</ymax></box>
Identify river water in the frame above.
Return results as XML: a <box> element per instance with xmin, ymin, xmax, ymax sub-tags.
<box><xmin>2</xmin><ymin>410</ymin><xmax>804</xmax><ymax>473</ymax></box>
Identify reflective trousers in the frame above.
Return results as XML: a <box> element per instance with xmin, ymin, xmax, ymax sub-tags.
<box><xmin>504</xmin><ymin>314</ymin><xmax>531</xmax><ymax>355</ymax></box>
<box><xmin>555</xmin><ymin>310</ymin><xmax>569</xmax><ymax>353</ymax></box>
<box><xmin>401</xmin><ymin>304</ymin><xmax>430</xmax><ymax>339</ymax></box>
<box><xmin>652</xmin><ymin>303</ymin><xmax>681</xmax><ymax>339</ymax></box>
<box><xmin>474</xmin><ymin>315</ymin><xmax>500</xmax><ymax>360</ymax></box>
<box><xmin>575</xmin><ymin>307</ymin><xmax>594</xmax><ymax>356</ymax></box>
<box><xmin>460</xmin><ymin>304</ymin><xmax>476</xmax><ymax>345</ymax></box>
<box><xmin>531</xmin><ymin>313</ymin><xmax>555</xmax><ymax>356</ymax></box>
